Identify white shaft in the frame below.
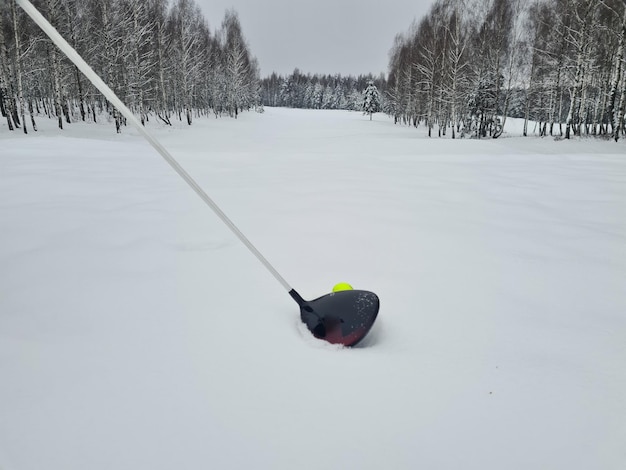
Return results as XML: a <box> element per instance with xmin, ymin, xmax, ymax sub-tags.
<box><xmin>17</xmin><ymin>0</ymin><xmax>293</xmax><ymax>292</ymax></box>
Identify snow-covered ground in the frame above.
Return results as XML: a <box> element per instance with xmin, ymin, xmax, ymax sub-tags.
<box><xmin>1</xmin><ymin>108</ymin><xmax>625</xmax><ymax>470</ymax></box>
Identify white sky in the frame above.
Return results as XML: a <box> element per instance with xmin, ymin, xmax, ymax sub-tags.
<box><xmin>196</xmin><ymin>0</ymin><xmax>438</xmax><ymax>77</ymax></box>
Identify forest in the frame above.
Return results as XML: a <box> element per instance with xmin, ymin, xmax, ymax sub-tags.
<box><xmin>0</xmin><ymin>0</ymin><xmax>260</xmax><ymax>134</ymax></box>
<box><xmin>387</xmin><ymin>0</ymin><xmax>626</xmax><ymax>140</ymax></box>
<box><xmin>1</xmin><ymin>0</ymin><xmax>626</xmax><ymax>141</ymax></box>
<box><xmin>260</xmin><ymin>70</ymin><xmax>386</xmax><ymax>112</ymax></box>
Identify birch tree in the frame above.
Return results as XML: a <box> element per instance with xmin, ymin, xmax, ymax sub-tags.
<box><xmin>223</xmin><ymin>11</ymin><xmax>250</xmax><ymax>118</ymax></box>
<box><xmin>121</xmin><ymin>0</ymin><xmax>155</xmax><ymax>125</ymax></box>
<box><xmin>44</xmin><ymin>0</ymin><xmax>66</xmax><ymax>129</ymax></box>
<box><xmin>0</xmin><ymin>2</ymin><xmax>16</xmax><ymax>130</ymax></box>
<box><xmin>169</xmin><ymin>0</ymin><xmax>203</xmax><ymax>125</ymax></box>
<box><xmin>603</xmin><ymin>0</ymin><xmax>626</xmax><ymax>141</ymax></box>
<box><xmin>562</xmin><ymin>0</ymin><xmax>598</xmax><ymax>138</ymax></box>
<box><xmin>148</xmin><ymin>0</ymin><xmax>172</xmax><ymax>125</ymax></box>
<box><xmin>9</xmin><ymin>0</ymin><xmax>31</xmax><ymax>133</ymax></box>
<box><xmin>442</xmin><ymin>0</ymin><xmax>471</xmax><ymax>138</ymax></box>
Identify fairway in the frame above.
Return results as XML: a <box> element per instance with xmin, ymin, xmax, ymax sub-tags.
<box><xmin>1</xmin><ymin>108</ymin><xmax>625</xmax><ymax>470</ymax></box>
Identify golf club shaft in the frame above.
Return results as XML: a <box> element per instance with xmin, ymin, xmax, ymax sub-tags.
<box><xmin>17</xmin><ymin>0</ymin><xmax>293</xmax><ymax>293</ymax></box>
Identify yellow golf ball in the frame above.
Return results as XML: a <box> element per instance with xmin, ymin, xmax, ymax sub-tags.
<box><xmin>332</xmin><ymin>282</ymin><xmax>353</xmax><ymax>292</ymax></box>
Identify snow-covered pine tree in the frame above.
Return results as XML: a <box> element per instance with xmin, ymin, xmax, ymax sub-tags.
<box><xmin>362</xmin><ymin>81</ymin><xmax>381</xmax><ymax>120</ymax></box>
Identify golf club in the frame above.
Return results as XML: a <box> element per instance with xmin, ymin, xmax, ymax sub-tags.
<box><xmin>17</xmin><ymin>0</ymin><xmax>379</xmax><ymax>346</ymax></box>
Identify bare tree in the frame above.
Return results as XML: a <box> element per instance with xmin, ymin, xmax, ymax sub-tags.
<box><xmin>561</xmin><ymin>0</ymin><xmax>598</xmax><ymax>138</ymax></box>
<box><xmin>43</xmin><ymin>0</ymin><xmax>67</xmax><ymax>129</ymax></box>
<box><xmin>0</xmin><ymin>2</ymin><xmax>16</xmax><ymax>130</ymax></box>
<box><xmin>169</xmin><ymin>0</ymin><xmax>203</xmax><ymax>125</ymax></box>
<box><xmin>442</xmin><ymin>0</ymin><xmax>471</xmax><ymax>138</ymax></box>
<box><xmin>9</xmin><ymin>0</ymin><xmax>31</xmax><ymax>133</ymax></box>
<box><xmin>602</xmin><ymin>0</ymin><xmax>626</xmax><ymax>140</ymax></box>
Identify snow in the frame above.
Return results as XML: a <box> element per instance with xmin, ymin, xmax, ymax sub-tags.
<box><xmin>1</xmin><ymin>108</ymin><xmax>625</xmax><ymax>470</ymax></box>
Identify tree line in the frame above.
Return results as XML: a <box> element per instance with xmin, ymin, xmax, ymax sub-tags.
<box><xmin>0</xmin><ymin>0</ymin><xmax>260</xmax><ymax>134</ymax></box>
<box><xmin>387</xmin><ymin>0</ymin><xmax>626</xmax><ymax>141</ymax></box>
<box><xmin>260</xmin><ymin>70</ymin><xmax>387</xmax><ymax>112</ymax></box>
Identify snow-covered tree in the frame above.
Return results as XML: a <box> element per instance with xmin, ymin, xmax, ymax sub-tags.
<box><xmin>362</xmin><ymin>81</ymin><xmax>381</xmax><ymax>120</ymax></box>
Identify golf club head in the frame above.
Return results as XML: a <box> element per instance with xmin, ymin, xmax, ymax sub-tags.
<box><xmin>291</xmin><ymin>290</ymin><xmax>379</xmax><ymax>347</ymax></box>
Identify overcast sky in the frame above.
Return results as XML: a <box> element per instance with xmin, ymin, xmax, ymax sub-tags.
<box><xmin>196</xmin><ymin>0</ymin><xmax>438</xmax><ymax>77</ymax></box>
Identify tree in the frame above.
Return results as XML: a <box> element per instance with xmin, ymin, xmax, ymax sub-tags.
<box><xmin>9</xmin><ymin>0</ymin><xmax>33</xmax><ymax>133</ymax></box>
<box><xmin>363</xmin><ymin>81</ymin><xmax>381</xmax><ymax>120</ymax></box>
<box><xmin>44</xmin><ymin>0</ymin><xmax>66</xmax><ymax>129</ymax></box>
<box><xmin>562</xmin><ymin>0</ymin><xmax>599</xmax><ymax>138</ymax></box>
<box><xmin>169</xmin><ymin>0</ymin><xmax>203</xmax><ymax>125</ymax></box>
<box><xmin>221</xmin><ymin>10</ymin><xmax>252</xmax><ymax>118</ymax></box>
<box><xmin>0</xmin><ymin>1</ymin><xmax>16</xmax><ymax>130</ymax></box>
<box><xmin>442</xmin><ymin>0</ymin><xmax>471</xmax><ymax>138</ymax></box>
<box><xmin>148</xmin><ymin>0</ymin><xmax>173</xmax><ymax>125</ymax></box>
<box><xmin>604</xmin><ymin>0</ymin><xmax>626</xmax><ymax>141</ymax></box>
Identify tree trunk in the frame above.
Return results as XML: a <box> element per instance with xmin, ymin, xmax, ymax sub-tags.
<box><xmin>617</xmin><ymin>71</ymin><xmax>626</xmax><ymax>141</ymax></box>
<box><xmin>49</xmin><ymin>44</ymin><xmax>63</xmax><ymax>130</ymax></box>
<box><xmin>75</xmin><ymin>67</ymin><xmax>86</xmax><ymax>121</ymax></box>
<box><xmin>523</xmin><ymin>72</ymin><xmax>532</xmax><ymax>137</ymax></box>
